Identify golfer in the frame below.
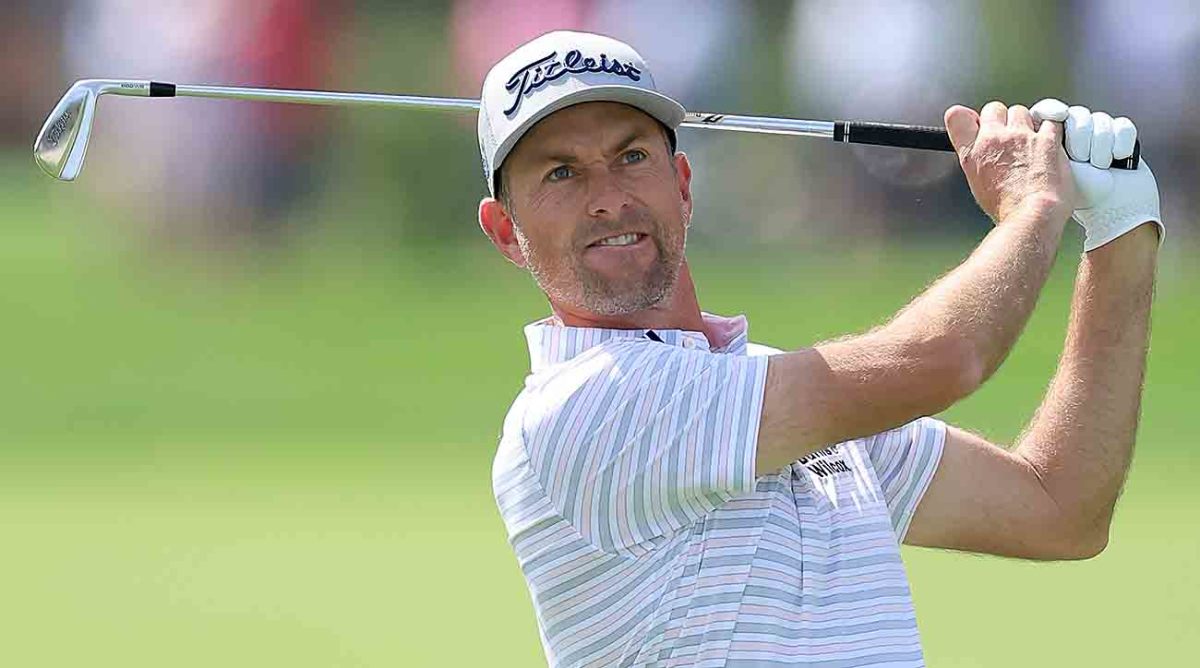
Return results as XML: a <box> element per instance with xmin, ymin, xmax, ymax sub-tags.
<box><xmin>479</xmin><ymin>31</ymin><xmax>1162</xmax><ymax>667</ymax></box>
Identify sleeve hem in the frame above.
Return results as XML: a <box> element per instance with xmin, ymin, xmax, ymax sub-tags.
<box><xmin>895</xmin><ymin>417</ymin><xmax>948</xmax><ymax>544</ymax></box>
<box><xmin>732</xmin><ymin>355</ymin><xmax>770</xmax><ymax>495</ymax></box>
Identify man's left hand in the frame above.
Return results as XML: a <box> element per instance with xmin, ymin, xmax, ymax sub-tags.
<box><xmin>1030</xmin><ymin>99</ymin><xmax>1164</xmax><ymax>252</ymax></box>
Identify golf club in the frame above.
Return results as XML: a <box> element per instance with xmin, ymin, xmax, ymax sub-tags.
<box><xmin>34</xmin><ymin>79</ymin><xmax>1141</xmax><ymax>182</ymax></box>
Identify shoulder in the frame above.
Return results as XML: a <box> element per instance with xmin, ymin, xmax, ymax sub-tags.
<box><xmin>511</xmin><ymin>338</ymin><xmax>669</xmax><ymax>446</ymax></box>
<box><xmin>524</xmin><ymin>338</ymin><xmax>660</xmax><ymax>407</ymax></box>
<box><xmin>518</xmin><ymin>338</ymin><xmax>761</xmax><ymax>446</ymax></box>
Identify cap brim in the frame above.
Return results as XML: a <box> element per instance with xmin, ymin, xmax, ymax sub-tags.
<box><xmin>491</xmin><ymin>85</ymin><xmax>686</xmax><ymax>193</ymax></box>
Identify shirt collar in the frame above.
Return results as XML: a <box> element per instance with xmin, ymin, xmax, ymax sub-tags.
<box><xmin>524</xmin><ymin>312</ymin><xmax>751</xmax><ymax>373</ymax></box>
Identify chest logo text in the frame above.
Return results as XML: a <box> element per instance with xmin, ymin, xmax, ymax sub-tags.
<box><xmin>797</xmin><ymin>446</ymin><xmax>853</xmax><ymax>478</ymax></box>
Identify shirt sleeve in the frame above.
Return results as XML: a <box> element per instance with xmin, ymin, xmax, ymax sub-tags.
<box><xmin>862</xmin><ymin>416</ymin><xmax>947</xmax><ymax>542</ymax></box>
<box><xmin>521</xmin><ymin>339</ymin><xmax>768</xmax><ymax>556</ymax></box>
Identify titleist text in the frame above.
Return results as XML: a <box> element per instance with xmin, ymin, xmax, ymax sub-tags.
<box><xmin>504</xmin><ymin>50</ymin><xmax>641</xmax><ymax>116</ymax></box>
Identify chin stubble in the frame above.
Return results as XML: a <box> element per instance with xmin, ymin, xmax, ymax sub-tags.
<box><xmin>514</xmin><ymin>216</ymin><xmax>684</xmax><ymax>316</ymax></box>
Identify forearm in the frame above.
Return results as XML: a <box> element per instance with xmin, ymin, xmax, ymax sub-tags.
<box><xmin>764</xmin><ymin>201</ymin><xmax>1070</xmax><ymax>459</ymax></box>
<box><xmin>1015</xmin><ymin>222</ymin><xmax>1159</xmax><ymax>541</ymax></box>
<box><xmin>763</xmin><ymin>105</ymin><xmax>1089</xmax><ymax>462</ymax></box>
<box><xmin>884</xmin><ymin>197</ymin><xmax>1069</xmax><ymax>386</ymax></box>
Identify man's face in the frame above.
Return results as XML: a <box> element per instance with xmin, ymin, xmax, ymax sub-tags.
<box><xmin>485</xmin><ymin>102</ymin><xmax>692</xmax><ymax>316</ymax></box>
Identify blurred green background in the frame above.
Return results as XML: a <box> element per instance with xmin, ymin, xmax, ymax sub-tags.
<box><xmin>3</xmin><ymin>1</ymin><xmax>1198</xmax><ymax>666</ymax></box>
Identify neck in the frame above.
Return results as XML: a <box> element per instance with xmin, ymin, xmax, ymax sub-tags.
<box><xmin>550</xmin><ymin>260</ymin><xmax>708</xmax><ymax>335</ymax></box>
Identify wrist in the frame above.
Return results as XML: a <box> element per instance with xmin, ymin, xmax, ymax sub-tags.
<box><xmin>1081</xmin><ymin>215</ymin><xmax>1165</xmax><ymax>253</ymax></box>
<box><xmin>1007</xmin><ymin>194</ymin><xmax>1073</xmax><ymax>225</ymax></box>
<box><xmin>1085</xmin><ymin>221</ymin><xmax>1161</xmax><ymax>260</ymax></box>
<box><xmin>996</xmin><ymin>195</ymin><xmax>1071</xmax><ymax>254</ymax></box>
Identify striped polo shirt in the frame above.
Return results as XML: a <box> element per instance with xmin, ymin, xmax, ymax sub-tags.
<box><xmin>493</xmin><ymin>312</ymin><xmax>946</xmax><ymax>667</ymax></box>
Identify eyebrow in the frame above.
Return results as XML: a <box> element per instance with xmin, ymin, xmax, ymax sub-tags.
<box><xmin>536</xmin><ymin>129</ymin><xmax>648</xmax><ymax>165</ymax></box>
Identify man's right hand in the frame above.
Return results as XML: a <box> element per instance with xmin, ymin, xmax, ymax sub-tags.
<box><xmin>944</xmin><ymin>101</ymin><xmax>1076</xmax><ymax>224</ymax></box>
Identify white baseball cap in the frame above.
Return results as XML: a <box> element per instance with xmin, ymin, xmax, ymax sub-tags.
<box><xmin>477</xmin><ymin>30</ymin><xmax>687</xmax><ymax>197</ymax></box>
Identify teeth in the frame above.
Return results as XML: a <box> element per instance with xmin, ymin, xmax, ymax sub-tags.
<box><xmin>595</xmin><ymin>233</ymin><xmax>640</xmax><ymax>247</ymax></box>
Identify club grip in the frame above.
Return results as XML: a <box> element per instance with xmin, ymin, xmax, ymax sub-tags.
<box><xmin>833</xmin><ymin>120</ymin><xmax>1141</xmax><ymax>170</ymax></box>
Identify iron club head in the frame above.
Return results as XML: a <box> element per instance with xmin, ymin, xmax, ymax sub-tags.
<box><xmin>34</xmin><ymin>80</ymin><xmax>103</xmax><ymax>182</ymax></box>
<box><xmin>33</xmin><ymin>80</ymin><xmax>155</xmax><ymax>182</ymax></box>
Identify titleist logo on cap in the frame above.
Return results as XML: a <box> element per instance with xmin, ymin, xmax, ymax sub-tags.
<box><xmin>504</xmin><ymin>50</ymin><xmax>642</xmax><ymax>117</ymax></box>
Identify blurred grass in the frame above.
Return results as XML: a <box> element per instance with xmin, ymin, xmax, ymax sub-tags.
<box><xmin>2</xmin><ymin>159</ymin><xmax>1196</xmax><ymax>666</ymax></box>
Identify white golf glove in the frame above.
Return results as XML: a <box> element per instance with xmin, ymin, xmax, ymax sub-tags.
<box><xmin>1029</xmin><ymin>98</ymin><xmax>1164</xmax><ymax>252</ymax></box>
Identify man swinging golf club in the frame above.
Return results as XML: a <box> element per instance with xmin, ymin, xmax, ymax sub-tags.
<box><xmin>480</xmin><ymin>31</ymin><xmax>1163</xmax><ymax>667</ymax></box>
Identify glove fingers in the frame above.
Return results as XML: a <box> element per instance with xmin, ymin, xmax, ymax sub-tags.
<box><xmin>1111</xmin><ymin>116</ymin><xmax>1137</xmax><ymax>160</ymax></box>
<box><xmin>1090</xmin><ymin>112</ymin><xmax>1115</xmax><ymax>169</ymax></box>
<box><xmin>1029</xmin><ymin>98</ymin><xmax>1069</xmax><ymax>125</ymax></box>
<box><xmin>1065</xmin><ymin>106</ymin><xmax>1093</xmax><ymax>162</ymax></box>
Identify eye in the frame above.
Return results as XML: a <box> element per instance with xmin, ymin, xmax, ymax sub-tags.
<box><xmin>622</xmin><ymin>149</ymin><xmax>648</xmax><ymax>164</ymax></box>
<box><xmin>547</xmin><ymin>165</ymin><xmax>574</xmax><ymax>182</ymax></box>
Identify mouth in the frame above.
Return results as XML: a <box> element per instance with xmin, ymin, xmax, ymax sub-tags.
<box><xmin>582</xmin><ymin>232</ymin><xmax>655</xmax><ymax>270</ymax></box>
<box><xmin>586</xmin><ymin>232</ymin><xmax>648</xmax><ymax>248</ymax></box>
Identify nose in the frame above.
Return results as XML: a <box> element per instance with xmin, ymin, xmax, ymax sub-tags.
<box><xmin>584</xmin><ymin>169</ymin><xmax>629</xmax><ymax>219</ymax></box>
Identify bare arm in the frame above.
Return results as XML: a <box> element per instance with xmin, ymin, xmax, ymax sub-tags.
<box><xmin>905</xmin><ymin>223</ymin><xmax>1159</xmax><ymax>558</ymax></box>
<box><xmin>757</xmin><ymin>102</ymin><xmax>1075</xmax><ymax>474</ymax></box>
<box><xmin>757</xmin><ymin>203</ymin><xmax>1065</xmax><ymax>473</ymax></box>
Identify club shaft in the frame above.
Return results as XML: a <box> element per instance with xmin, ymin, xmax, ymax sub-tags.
<box><xmin>172</xmin><ymin>84</ymin><xmax>838</xmax><ymax>138</ymax></box>
<box><xmin>41</xmin><ymin>80</ymin><xmax>1138</xmax><ymax>176</ymax></box>
<box><xmin>176</xmin><ymin>84</ymin><xmax>482</xmax><ymax>113</ymax></box>
<box><xmin>161</xmin><ymin>82</ymin><xmax>1140</xmax><ymax>169</ymax></box>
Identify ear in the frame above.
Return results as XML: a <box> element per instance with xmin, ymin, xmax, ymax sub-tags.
<box><xmin>673</xmin><ymin>152</ymin><xmax>694</xmax><ymax>225</ymax></box>
<box><xmin>479</xmin><ymin>198</ymin><xmax>527</xmax><ymax>267</ymax></box>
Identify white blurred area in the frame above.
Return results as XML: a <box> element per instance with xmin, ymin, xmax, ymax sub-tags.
<box><xmin>1076</xmin><ymin>0</ymin><xmax>1200</xmax><ymax>239</ymax></box>
<box><xmin>788</xmin><ymin>0</ymin><xmax>982</xmax><ymax>120</ymax></box>
<box><xmin>773</xmin><ymin>1</ymin><xmax>984</xmax><ymax>240</ymax></box>
<box><xmin>448</xmin><ymin>0</ymin><xmax>744</xmax><ymax>105</ymax></box>
<box><xmin>62</xmin><ymin>1</ymin><xmax>241</xmax><ymax>216</ymax></box>
<box><xmin>58</xmin><ymin>0</ymin><xmax>340</xmax><ymax>243</ymax></box>
<box><xmin>788</xmin><ymin>0</ymin><xmax>981</xmax><ymax>189</ymax></box>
